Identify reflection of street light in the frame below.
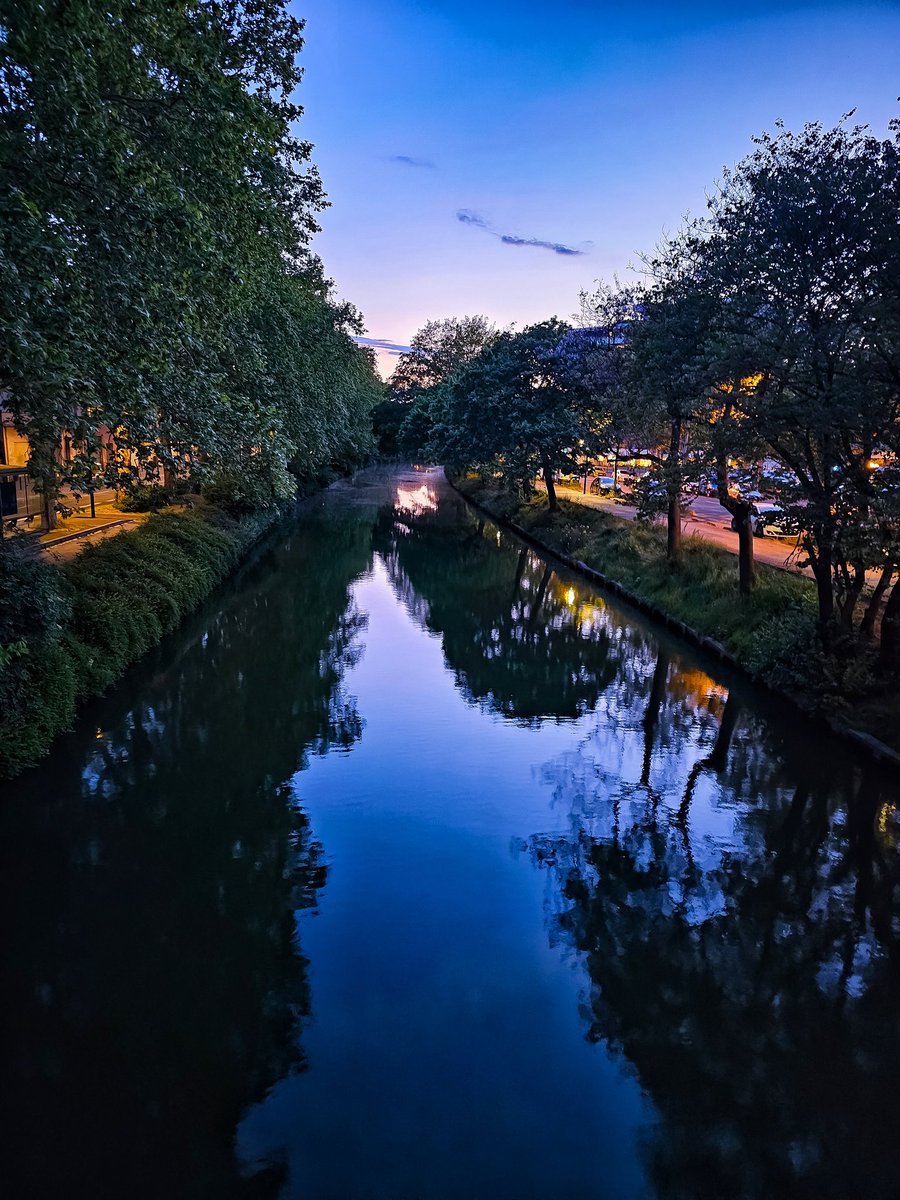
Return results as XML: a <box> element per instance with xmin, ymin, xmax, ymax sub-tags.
<box><xmin>566</xmin><ymin>587</ymin><xmax>576</xmax><ymax>606</ymax></box>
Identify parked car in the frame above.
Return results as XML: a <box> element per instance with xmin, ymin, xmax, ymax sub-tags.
<box><xmin>696</xmin><ymin>474</ymin><xmax>718</xmax><ymax>497</ymax></box>
<box><xmin>731</xmin><ymin>501</ymin><xmax>790</xmax><ymax>538</ymax></box>
<box><xmin>589</xmin><ymin>475</ymin><xmax>616</xmax><ymax>494</ymax></box>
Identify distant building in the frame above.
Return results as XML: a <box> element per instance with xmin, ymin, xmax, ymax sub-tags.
<box><xmin>1</xmin><ymin>404</ymin><xmax>116</xmax><ymax>536</ymax></box>
<box><xmin>0</xmin><ymin>408</ymin><xmax>47</xmax><ymax>532</ymax></box>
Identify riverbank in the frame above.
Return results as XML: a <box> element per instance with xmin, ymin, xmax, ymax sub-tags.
<box><xmin>0</xmin><ymin>501</ymin><xmax>282</xmax><ymax>779</ymax></box>
<box><xmin>451</xmin><ymin>475</ymin><xmax>900</xmax><ymax>762</ymax></box>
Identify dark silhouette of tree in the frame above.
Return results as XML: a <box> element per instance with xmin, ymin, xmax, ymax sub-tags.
<box><xmin>529</xmin><ymin>669</ymin><xmax>900</xmax><ymax>1200</ymax></box>
<box><xmin>376</xmin><ymin>498</ymin><xmax>617</xmax><ymax>721</ymax></box>
<box><xmin>0</xmin><ymin>511</ymin><xmax>373</xmax><ymax>1198</ymax></box>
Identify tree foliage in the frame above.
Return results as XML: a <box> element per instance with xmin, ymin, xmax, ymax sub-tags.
<box><xmin>702</xmin><ymin>117</ymin><xmax>900</xmax><ymax>632</ymax></box>
<box><xmin>0</xmin><ymin>0</ymin><xmax>379</xmax><ymax>510</ymax></box>
<box><xmin>430</xmin><ymin>319</ymin><xmax>597</xmax><ymax>509</ymax></box>
<box><xmin>390</xmin><ymin>315</ymin><xmax>496</xmax><ymax>394</ymax></box>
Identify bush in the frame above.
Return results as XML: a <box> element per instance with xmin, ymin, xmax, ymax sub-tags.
<box><xmin>0</xmin><ymin>506</ymin><xmax>274</xmax><ymax>779</ymax></box>
<box><xmin>744</xmin><ymin>604</ymin><xmax>821</xmax><ymax>689</ymax></box>
<box><xmin>116</xmin><ymin>483</ymin><xmax>178</xmax><ymax>512</ymax></box>
<box><xmin>0</xmin><ymin>539</ymin><xmax>70</xmax><ymax>644</ymax></box>
<box><xmin>0</xmin><ymin>640</ymin><xmax>77</xmax><ymax>778</ymax></box>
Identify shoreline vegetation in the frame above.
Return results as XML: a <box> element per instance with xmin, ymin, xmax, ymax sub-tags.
<box><xmin>0</xmin><ymin>1</ymin><xmax>382</xmax><ymax>779</ymax></box>
<box><xmin>0</xmin><ymin>500</ymin><xmax>283</xmax><ymax>780</ymax></box>
<box><xmin>451</xmin><ymin>473</ymin><xmax>900</xmax><ymax>763</ymax></box>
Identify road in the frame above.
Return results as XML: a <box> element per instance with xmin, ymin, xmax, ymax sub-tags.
<box><xmin>554</xmin><ymin>485</ymin><xmax>810</xmax><ymax>576</ymax></box>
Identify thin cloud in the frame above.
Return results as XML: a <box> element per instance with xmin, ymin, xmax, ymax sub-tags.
<box><xmin>500</xmin><ymin>234</ymin><xmax>584</xmax><ymax>256</ymax></box>
<box><xmin>455</xmin><ymin>209</ymin><xmax>586</xmax><ymax>256</ymax></box>
<box><xmin>353</xmin><ymin>335</ymin><xmax>411</xmax><ymax>357</ymax></box>
<box><xmin>391</xmin><ymin>154</ymin><xmax>436</xmax><ymax>169</ymax></box>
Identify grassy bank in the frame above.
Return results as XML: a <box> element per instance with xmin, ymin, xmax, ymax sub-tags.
<box><xmin>455</xmin><ymin>477</ymin><xmax>900</xmax><ymax>752</ymax></box>
<box><xmin>0</xmin><ymin>503</ymin><xmax>280</xmax><ymax>779</ymax></box>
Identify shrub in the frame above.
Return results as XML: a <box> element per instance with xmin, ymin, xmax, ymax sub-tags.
<box><xmin>0</xmin><ymin>640</ymin><xmax>77</xmax><ymax>778</ymax></box>
<box><xmin>0</xmin><ymin>539</ymin><xmax>70</xmax><ymax>644</ymax></box>
<box><xmin>744</xmin><ymin>603</ymin><xmax>821</xmax><ymax>690</ymax></box>
<box><xmin>0</xmin><ymin>506</ymin><xmax>274</xmax><ymax>779</ymax></box>
<box><xmin>116</xmin><ymin>483</ymin><xmax>177</xmax><ymax>512</ymax></box>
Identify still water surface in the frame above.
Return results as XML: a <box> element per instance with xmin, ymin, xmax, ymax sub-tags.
<box><xmin>2</xmin><ymin>467</ymin><xmax>899</xmax><ymax>1200</ymax></box>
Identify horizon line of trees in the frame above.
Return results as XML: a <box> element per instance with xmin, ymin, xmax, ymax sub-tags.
<box><xmin>378</xmin><ymin>115</ymin><xmax>900</xmax><ymax>669</ymax></box>
<box><xmin>1</xmin><ymin>0</ymin><xmax>381</xmax><ymax>518</ymax></box>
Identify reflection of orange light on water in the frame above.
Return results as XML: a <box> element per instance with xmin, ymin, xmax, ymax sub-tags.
<box><xmin>878</xmin><ymin>803</ymin><xmax>897</xmax><ymax>847</ymax></box>
<box><xmin>668</xmin><ymin>668</ymin><xmax>728</xmax><ymax>713</ymax></box>
<box><xmin>550</xmin><ymin>577</ymin><xmax>609</xmax><ymax>625</ymax></box>
<box><xmin>395</xmin><ymin>483</ymin><xmax>438</xmax><ymax>516</ymax></box>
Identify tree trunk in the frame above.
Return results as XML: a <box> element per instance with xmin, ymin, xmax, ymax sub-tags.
<box><xmin>835</xmin><ymin>561</ymin><xmax>866</xmax><ymax>631</ymax></box>
<box><xmin>641</xmin><ymin>649</ymin><xmax>670</xmax><ymax>786</ymax></box>
<box><xmin>542</xmin><ymin>456</ymin><xmax>558</xmax><ymax>511</ymax></box>
<box><xmin>666</xmin><ymin>419</ymin><xmax>682</xmax><ymax>561</ymax></box>
<box><xmin>667</xmin><ymin>493</ymin><xmax>681</xmax><ymax>561</ymax></box>
<box><xmin>878</xmin><ymin>577</ymin><xmax>900</xmax><ymax>673</ymax></box>
<box><xmin>808</xmin><ymin>539</ymin><xmax>835</xmax><ymax>633</ymax></box>
<box><xmin>860</xmin><ymin>564</ymin><xmax>894</xmax><ymax>639</ymax></box>
<box><xmin>736</xmin><ymin>516</ymin><xmax>756</xmax><ymax>594</ymax></box>
<box><xmin>715</xmin><ymin>444</ymin><xmax>755</xmax><ymax>595</ymax></box>
<box><xmin>43</xmin><ymin>490</ymin><xmax>57</xmax><ymax>531</ymax></box>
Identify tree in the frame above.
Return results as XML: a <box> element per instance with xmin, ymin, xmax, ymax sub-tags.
<box><xmin>390</xmin><ymin>315</ymin><xmax>496</xmax><ymax>393</ymax></box>
<box><xmin>628</xmin><ymin>250</ymin><xmax>718</xmax><ymax>561</ymax></box>
<box><xmin>0</xmin><ymin>0</ymin><xmax>378</xmax><ymax>512</ymax></box>
<box><xmin>432</xmin><ymin>319</ymin><xmax>594</xmax><ymax>510</ymax></box>
<box><xmin>703</xmin><ymin>117</ymin><xmax>900</xmax><ymax>634</ymax></box>
<box><xmin>382</xmin><ymin>315</ymin><xmax>497</xmax><ymax>461</ymax></box>
<box><xmin>575</xmin><ymin>281</ymin><xmax>642</xmax><ymax>456</ymax></box>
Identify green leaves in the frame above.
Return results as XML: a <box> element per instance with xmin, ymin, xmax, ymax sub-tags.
<box><xmin>1</xmin><ymin>0</ymin><xmax>377</xmax><ymax>508</ymax></box>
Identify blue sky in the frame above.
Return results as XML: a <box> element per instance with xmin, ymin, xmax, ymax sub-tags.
<box><xmin>290</xmin><ymin>0</ymin><xmax>900</xmax><ymax>375</ymax></box>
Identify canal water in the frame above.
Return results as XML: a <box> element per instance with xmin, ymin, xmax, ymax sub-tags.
<box><xmin>2</xmin><ymin>466</ymin><xmax>899</xmax><ymax>1200</ymax></box>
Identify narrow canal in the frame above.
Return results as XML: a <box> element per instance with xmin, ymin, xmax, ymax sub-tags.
<box><xmin>2</xmin><ymin>466</ymin><xmax>899</xmax><ymax>1200</ymax></box>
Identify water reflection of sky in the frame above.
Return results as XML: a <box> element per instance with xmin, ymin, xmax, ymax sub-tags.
<box><xmin>4</xmin><ymin>466</ymin><xmax>899</xmax><ymax>1200</ymax></box>
<box><xmin>238</xmin><ymin>553</ymin><xmax>653</xmax><ymax>1198</ymax></box>
<box><xmin>242</xmin><ymin>475</ymin><xmax>900</xmax><ymax>1199</ymax></box>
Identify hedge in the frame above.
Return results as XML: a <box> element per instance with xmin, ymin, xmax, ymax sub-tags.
<box><xmin>0</xmin><ymin>505</ymin><xmax>278</xmax><ymax>779</ymax></box>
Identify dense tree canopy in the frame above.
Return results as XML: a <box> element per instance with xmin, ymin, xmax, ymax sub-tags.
<box><xmin>0</xmin><ymin>0</ymin><xmax>379</xmax><ymax>509</ymax></box>
<box><xmin>430</xmin><ymin>319</ymin><xmax>598</xmax><ymax>509</ymax></box>
<box><xmin>390</xmin><ymin>315</ymin><xmax>496</xmax><ymax>393</ymax></box>
<box><xmin>372</xmin><ymin>315</ymin><xmax>495</xmax><ymax>459</ymax></box>
<box><xmin>701</xmin><ymin>118</ymin><xmax>900</xmax><ymax>632</ymax></box>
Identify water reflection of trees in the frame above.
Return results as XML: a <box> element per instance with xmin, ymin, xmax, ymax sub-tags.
<box><xmin>376</xmin><ymin>501</ymin><xmax>617</xmax><ymax>721</ymax></box>
<box><xmin>0</xmin><ymin>515</ymin><xmax>373</xmax><ymax>1198</ymax></box>
<box><xmin>529</xmin><ymin>656</ymin><xmax>900</xmax><ymax>1199</ymax></box>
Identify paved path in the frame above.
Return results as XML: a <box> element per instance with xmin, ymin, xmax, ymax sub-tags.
<box><xmin>38</xmin><ymin>499</ymin><xmax>148</xmax><ymax>563</ymax></box>
<box><xmin>554</xmin><ymin>485</ymin><xmax>810</xmax><ymax>575</ymax></box>
<box><xmin>42</xmin><ymin>518</ymin><xmax>144</xmax><ymax>563</ymax></box>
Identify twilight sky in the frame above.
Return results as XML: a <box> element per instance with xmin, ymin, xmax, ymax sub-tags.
<box><xmin>290</xmin><ymin>0</ymin><xmax>900</xmax><ymax>376</ymax></box>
